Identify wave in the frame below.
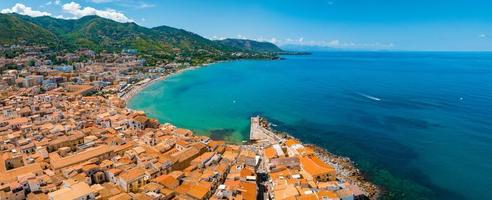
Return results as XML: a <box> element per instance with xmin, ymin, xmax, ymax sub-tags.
<box><xmin>357</xmin><ymin>92</ymin><xmax>382</xmax><ymax>101</ymax></box>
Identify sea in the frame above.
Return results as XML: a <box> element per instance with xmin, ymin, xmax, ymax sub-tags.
<box><xmin>128</xmin><ymin>52</ymin><xmax>492</xmax><ymax>199</ymax></box>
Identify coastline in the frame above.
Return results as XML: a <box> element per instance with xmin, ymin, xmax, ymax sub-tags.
<box><xmin>124</xmin><ymin>59</ymin><xmax>381</xmax><ymax>199</ymax></box>
<box><xmin>307</xmin><ymin>144</ymin><xmax>381</xmax><ymax>199</ymax></box>
<box><xmin>122</xmin><ymin>57</ymin><xmax>278</xmax><ymax>131</ymax></box>
<box><xmin>122</xmin><ymin>57</ymin><xmax>275</xmax><ymax>103</ymax></box>
<box><xmin>121</xmin><ymin>62</ymin><xmax>217</xmax><ymax>103</ymax></box>
<box><xmin>251</xmin><ymin>116</ymin><xmax>381</xmax><ymax>199</ymax></box>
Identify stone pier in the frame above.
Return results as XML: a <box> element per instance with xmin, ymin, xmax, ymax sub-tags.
<box><xmin>249</xmin><ymin>116</ymin><xmax>283</xmax><ymax>144</ymax></box>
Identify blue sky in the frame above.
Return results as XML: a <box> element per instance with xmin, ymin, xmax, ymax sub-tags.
<box><xmin>1</xmin><ymin>0</ymin><xmax>492</xmax><ymax>51</ymax></box>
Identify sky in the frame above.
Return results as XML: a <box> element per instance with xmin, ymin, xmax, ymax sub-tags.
<box><xmin>1</xmin><ymin>0</ymin><xmax>492</xmax><ymax>51</ymax></box>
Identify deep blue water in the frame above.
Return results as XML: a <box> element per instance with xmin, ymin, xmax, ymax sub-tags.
<box><xmin>129</xmin><ymin>52</ymin><xmax>492</xmax><ymax>199</ymax></box>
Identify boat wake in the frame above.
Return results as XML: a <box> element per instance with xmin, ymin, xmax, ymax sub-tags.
<box><xmin>357</xmin><ymin>92</ymin><xmax>382</xmax><ymax>101</ymax></box>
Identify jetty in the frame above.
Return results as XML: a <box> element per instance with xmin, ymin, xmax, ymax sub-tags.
<box><xmin>249</xmin><ymin>116</ymin><xmax>284</xmax><ymax>145</ymax></box>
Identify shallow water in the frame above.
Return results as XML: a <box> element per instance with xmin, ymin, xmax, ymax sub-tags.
<box><xmin>129</xmin><ymin>52</ymin><xmax>492</xmax><ymax>199</ymax></box>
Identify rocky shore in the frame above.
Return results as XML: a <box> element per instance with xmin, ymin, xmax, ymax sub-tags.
<box><xmin>307</xmin><ymin>144</ymin><xmax>381</xmax><ymax>199</ymax></box>
<box><xmin>261</xmin><ymin>117</ymin><xmax>381</xmax><ymax>199</ymax></box>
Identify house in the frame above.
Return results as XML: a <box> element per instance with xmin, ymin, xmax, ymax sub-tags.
<box><xmin>190</xmin><ymin>152</ymin><xmax>215</xmax><ymax>168</ymax></box>
<box><xmin>299</xmin><ymin>155</ymin><xmax>336</xmax><ymax>182</ymax></box>
<box><xmin>318</xmin><ymin>190</ymin><xmax>341</xmax><ymax>200</ymax></box>
<box><xmin>2</xmin><ymin>152</ymin><xmax>25</xmax><ymax>170</ymax></box>
<box><xmin>49</xmin><ymin>145</ymin><xmax>115</xmax><ymax>171</ymax></box>
<box><xmin>270</xmin><ymin>157</ymin><xmax>300</xmax><ymax>170</ymax></box>
<box><xmin>23</xmin><ymin>75</ymin><xmax>43</xmax><ymax>88</ymax></box>
<box><xmin>6</xmin><ymin>117</ymin><xmax>30</xmax><ymax>131</ymax></box>
<box><xmin>48</xmin><ymin>182</ymin><xmax>95</xmax><ymax>200</ymax></box>
<box><xmin>0</xmin><ymin>163</ymin><xmax>43</xmax><ymax>187</ymax></box>
<box><xmin>171</xmin><ymin>145</ymin><xmax>206</xmax><ymax>170</ymax></box>
<box><xmin>117</xmin><ymin>167</ymin><xmax>147</xmax><ymax>192</ymax></box>
<box><xmin>186</xmin><ymin>181</ymin><xmax>213</xmax><ymax>200</ymax></box>
<box><xmin>151</xmin><ymin>174</ymin><xmax>179</xmax><ymax>190</ymax></box>
<box><xmin>174</xmin><ymin>128</ymin><xmax>192</xmax><ymax>137</ymax></box>
<box><xmin>46</xmin><ymin>132</ymin><xmax>85</xmax><ymax>152</ymax></box>
<box><xmin>128</xmin><ymin>116</ymin><xmax>149</xmax><ymax>129</ymax></box>
<box><xmin>0</xmin><ymin>182</ymin><xmax>26</xmax><ymax>200</ymax></box>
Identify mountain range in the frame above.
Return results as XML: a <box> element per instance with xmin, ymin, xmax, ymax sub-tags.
<box><xmin>0</xmin><ymin>13</ymin><xmax>283</xmax><ymax>64</ymax></box>
<box><xmin>216</xmin><ymin>39</ymin><xmax>283</xmax><ymax>53</ymax></box>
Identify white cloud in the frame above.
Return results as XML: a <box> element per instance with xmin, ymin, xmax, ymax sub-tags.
<box><xmin>1</xmin><ymin>3</ymin><xmax>52</xmax><ymax>17</ymax></box>
<box><xmin>277</xmin><ymin>37</ymin><xmax>395</xmax><ymax>50</ymax></box>
<box><xmin>479</xmin><ymin>33</ymin><xmax>487</xmax><ymax>38</ymax></box>
<box><xmin>91</xmin><ymin>0</ymin><xmax>115</xmax><ymax>3</ymax></box>
<box><xmin>61</xmin><ymin>1</ymin><xmax>133</xmax><ymax>23</ymax></box>
<box><xmin>46</xmin><ymin>0</ymin><xmax>61</xmax><ymax>6</ymax></box>
<box><xmin>236</xmin><ymin>35</ymin><xmax>248</xmax><ymax>40</ymax></box>
<box><xmin>55</xmin><ymin>14</ymin><xmax>76</xmax><ymax>19</ymax></box>
<box><xmin>137</xmin><ymin>2</ymin><xmax>155</xmax><ymax>9</ymax></box>
<box><xmin>327</xmin><ymin>40</ymin><xmax>340</xmax><ymax>46</ymax></box>
<box><xmin>210</xmin><ymin>36</ymin><xmax>226</xmax><ymax>40</ymax></box>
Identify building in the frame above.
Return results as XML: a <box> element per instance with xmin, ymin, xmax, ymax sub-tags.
<box><xmin>117</xmin><ymin>167</ymin><xmax>147</xmax><ymax>192</ymax></box>
<box><xmin>48</xmin><ymin>182</ymin><xmax>95</xmax><ymax>200</ymax></box>
<box><xmin>54</xmin><ymin>65</ymin><xmax>74</xmax><ymax>73</ymax></box>
<box><xmin>49</xmin><ymin>145</ymin><xmax>115</xmax><ymax>171</ymax></box>
<box><xmin>23</xmin><ymin>75</ymin><xmax>43</xmax><ymax>88</ymax></box>
<box><xmin>299</xmin><ymin>155</ymin><xmax>336</xmax><ymax>182</ymax></box>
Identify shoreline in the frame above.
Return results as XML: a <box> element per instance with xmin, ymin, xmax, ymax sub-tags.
<box><xmin>251</xmin><ymin>116</ymin><xmax>381</xmax><ymax>199</ymax></box>
<box><xmin>306</xmin><ymin>144</ymin><xmax>381</xmax><ymax>199</ymax></box>
<box><xmin>121</xmin><ymin>62</ymin><xmax>218</xmax><ymax>103</ymax></box>
<box><xmin>122</xmin><ymin>57</ymin><xmax>280</xmax><ymax>104</ymax></box>
<box><xmin>122</xmin><ymin>56</ymin><xmax>282</xmax><ymax>104</ymax></box>
<box><xmin>123</xmin><ymin>59</ymin><xmax>381</xmax><ymax>199</ymax></box>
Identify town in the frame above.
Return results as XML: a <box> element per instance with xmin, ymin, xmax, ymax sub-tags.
<box><xmin>0</xmin><ymin>45</ymin><xmax>378</xmax><ymax>200</ymax></box>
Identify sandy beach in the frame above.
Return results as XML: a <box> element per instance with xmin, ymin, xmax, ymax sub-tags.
<box><xmin>120</xmin><ymin>62</ymin><xmax>218</xmax><ymax>102</ymax></box>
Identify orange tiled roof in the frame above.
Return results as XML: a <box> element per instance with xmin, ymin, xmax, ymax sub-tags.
<box><xmin>318</xmin><ymin>190</ymin><xmax>339</xmax><ymax>199</ymax></box>
<box><xmin>175</xmin><ymin>182</ymin><xmax>192</xmax><ymax>195</ymax></box>
<box><xmin>151</xmin><ymin>174</ymin><xmax>179</xmax><ymax>189</ymax></box>
<box><xmin>264</xmin><ymin>146</ymin><xmax>277</xmax><ymax>160</ymax></box>
<box><xmin>175</xmin><ymin>128</ymin><xmax>192</xmax><ymax>136</ymax></box>
<box><xmin>285</xmin><ymin>139</ymin><xmax>299</xmax><ymax>147</ymax></box>
<box><xmin>299</xmin><ymin>155</ymin><xmax>336</xmax><ymax>178</ymax></box>
<box><xmin>299</xmin><ymin>194</ymin><xmax>318</xmax><ymax>200</ymax></box>
<box><xmin>239</xmin><ymin>181</ymin><xmax>257</xmax><ymax>200</ymax></box>
<box><xmin>186</xmin><ymin>181</ymin><xmax>212</xmax><ymax>200</ymax></box>
<box><xmin>49</xmin><ymin>145</ymin><xmax>113</xmax><ymax>170</ymax></box>
<box><xmin>240</xmin><ymin>167</ymin><xmax>255</xmax><ymax>178</ymax></box>
<box><xmin>118</xmin><ymin>166</ymin><xmax>146</xmax><ymax>183</ymax></box>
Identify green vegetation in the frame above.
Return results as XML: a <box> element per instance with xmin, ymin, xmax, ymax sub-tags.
<box><xmin>0</xmin><ymin>13</ymin><xmax>284</xmax><ymax>66</ymax></box>
<box><xmin>216</xmin><ymin>38</ymin><xmax>283</xmax><ymax>52</ymax></box>
<box><xmin>0</xmin><ymin>14</ymin><xmax>58</xmax><ymax>47</ymax></box>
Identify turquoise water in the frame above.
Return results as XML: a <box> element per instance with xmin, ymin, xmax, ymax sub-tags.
<box><xmin>129</xmin><ymin>52</ymin><xmax>492</xmax><ymax>199</ymax></box>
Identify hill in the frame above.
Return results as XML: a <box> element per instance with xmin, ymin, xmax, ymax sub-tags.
<box><xmin>216</xmin><ymin>39</ymin><xmax>283</xmax><ymax>52</ymax></box>
<box><xmin>0</xmin><ymin>14</ymin><xmax>279</xmax><ymax>65</ymax></box>
<box><xmin>0</xmin><ymin>13</ymin><xmax>59</xmax><ymax>46</ymax></box>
